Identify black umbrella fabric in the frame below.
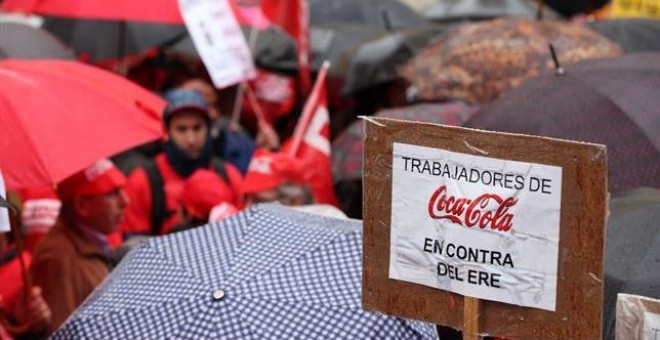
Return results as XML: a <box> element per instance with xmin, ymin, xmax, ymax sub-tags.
<box><xmin>53</xmin><ymin>204</ymin><xmax>438</xmax><ymax>339</ymax></box>
<box><xmin>341</xmin><ymin>23</ymin><xmax>452</xmax><ymax>95</ymax></box>
<box><xmin>464</xmin><ymin>53</ymin><xmax>660</xmax><ymax>193</ymax></box>
<box><xmin>424</xmin><ymin>0</ymin><xmax>562</xmax><ymax>22</ymax></box>
<box><xmin>308</xmin><ymin>0</ymin><xmax>425</xmax><ymax>30</ymax></box>
<box><xmin>0</xmin><ymin>22</ymin><xmax>75</xmax><ymax>59</ymax></box>
<box><xmin>589</xmin><ymin>19</ymin><xmax>660</xmax><ymax>53</ymax></box>
<box><xmin>42</xmin><ymin>17</ymin><xmax>297</xmax><ymax>71</ymax></box>
<box><xmin>603</xmin><ymin>187</ymin><xmax>660</xmax><ymax>339</ymax></box>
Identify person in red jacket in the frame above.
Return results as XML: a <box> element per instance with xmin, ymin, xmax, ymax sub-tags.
<box><xmin>120</xmin><ymin>88</ymin><xmax>243</xmax><ymax>238</ymax></box>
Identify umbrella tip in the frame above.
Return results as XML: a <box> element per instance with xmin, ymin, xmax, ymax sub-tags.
<box><xmin>548</xmin><ymin>44</ymin><xmax>565</xmax><ymax>76</ymax></box>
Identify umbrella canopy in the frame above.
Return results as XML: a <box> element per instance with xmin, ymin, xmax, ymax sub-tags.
<box><xmin>0</xmin><ymin>59</ymin><xmax>165</xmax><ymax>189</ymax></box>
<box><xmin>588</xmin><ymin>19</ymin><xmax>660</xmax><ymax>53</ymax></box>
<box><xmin>340</xmin><ymin>23</ymin><xmax>452</xmax><ymax>95</ymax></box>
<box><xmin>309</xmin><ymin>0</ymin><xmax>425</xmax><ymax>30</ymax></box>
<box><xmin>401</xmin><ymin>18</ymin><xmax>622</xmax><ymax>104</ymax></box>
<box><xmin>0</xmin><ymin>22</ymin><xmax>74</xmax><ymax>59</ymax></box>
<box><xmin>424</xmin><ymin>0</ymin><xmax>562</xmax><ymax>22</ymax></box>
<box><xmin>603</xmin><ymin>187</ymin><xmax>660</xmax><ymax>339</ymax></box>
<box><xmin>1</xmin><ymin>0</ymin><xmax>183</xmax><ymax>24</ymax></box>
<box><xmin>42</xmin><ymin>16</ymin><xmax>297</xmax><ymax>67</ymax></box>
<box><xmin>464</xmin><ymin>53</ymin><xmax>660</xmax><ymax>193</ymax></box>
<box><xmin>332</xmin><ymin>101</ymin><xmax>477</xmax><ymax>182</ymax></box>
<box><xmin>52</xmin><ymin>204</ymin><xmax>438</xmax><ymax>339</ymax></box>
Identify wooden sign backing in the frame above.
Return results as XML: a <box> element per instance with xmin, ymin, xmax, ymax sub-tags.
<box><xmin>362</xmin><ymin>118</ymin><xmax>608</xmax><ymax>338</ymax></box>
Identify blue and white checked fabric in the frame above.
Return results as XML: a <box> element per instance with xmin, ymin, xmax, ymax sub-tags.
<box><xmin>53</xmin><ymin>204</ymin><xmax>438</xmax><ymax>339</ymax></box>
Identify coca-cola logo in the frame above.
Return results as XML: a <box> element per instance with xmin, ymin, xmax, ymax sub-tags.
<box><xmin>428</xmin><ymin>185</ymin><xmax>517</xmax><ymax>232</ymax></box>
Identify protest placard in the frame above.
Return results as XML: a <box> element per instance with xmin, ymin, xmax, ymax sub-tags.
<box><xmin>611</xmin><ymin>0</ymin><xmax>660</xmax><ymax>18</ymax></box>
<box><xmin>178</xmin><ymin>0</ymin><xmax>256</xmax><ymax>88</ymax></box>
<box><xmin>362</xmin><ymin>118</ymin><xmax>608</xmax><ymax>338</ymax></box>
<box><xmin>616</xmin><ymin>294</ymin><xmax>660</xmax><ymax>339</ymax></box>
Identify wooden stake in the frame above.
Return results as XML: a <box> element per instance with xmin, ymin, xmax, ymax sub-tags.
<box><xmin>463</xmin><ymin>297</ymin><xmax>480</xmax><ymax>340</ymax></box>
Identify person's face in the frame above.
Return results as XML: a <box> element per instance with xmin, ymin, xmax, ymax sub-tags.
<box><xmin>75</xmin><ymin>188</ymin><xmax>129</xmax><ymax>234</ymax></box>
<box><xmin>167</xmin><ymin>111</ymin><xmax>209</xmax><ymax>159</ymax></box>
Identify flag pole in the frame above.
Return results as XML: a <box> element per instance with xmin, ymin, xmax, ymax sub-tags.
<box><xmin>288</xmin><ymin>60</ymin><xmax>330</xmax><ymax>157</ymax></box>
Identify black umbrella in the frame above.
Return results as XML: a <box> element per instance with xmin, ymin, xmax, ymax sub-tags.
<box><xmin>423</xmin><ymin>0</ymin><xmax>562</xmax><ymax>21</ymax></box>
<box><xmin>42</xmin><ymin>17</ymin><xmax>297</xmax><ymax>72</ymax></box>
<box><xmin>341</xmin><ymin>23</ymin><xmax>452</xmax><ymax>95</ymax></box>
<box><xmin>464</xmin><ymin>53</ymin><xmax>660</xmax><ymax>193</ymax></box>
<box><xmin>589</xmin><ymin>19</ymin><xmax>660</xmax><ymax>53</ymax></box>
<box><xmin>0</xmin><ymin>22</ymin><xmax>75</xmax><ymax>59</ymax></box>
<box><xmin>603</xmin><ymin>187</ymin><xmax>660</xmax><ymax>339</ymax></box>
<box><xmin>308</xmin><ymin>0</ymin><xmax>425</xmax><ymax>30</ymax></box>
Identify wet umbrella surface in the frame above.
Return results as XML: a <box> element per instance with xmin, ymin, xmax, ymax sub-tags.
<box><xmin>53</xmin><ymin>205</ymin><xmax>438</xmax><ymax>339</ymax></box>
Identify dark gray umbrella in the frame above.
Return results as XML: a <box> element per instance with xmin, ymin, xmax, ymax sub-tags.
<box><xmin>603</xmin><ymin>187</ymin><xmax>660</xmax><ymax>339</ymax></box>
<box><xmin>0</xmin><ymin>22</ymin><xmax>75</xmax><ymax>60</ymax></box>
<box><xmin>309</xmin><ymin>0</ymin><xmax>425</xmax><ymax>30</ymax></box>
<box><xmin>42</xmin><ymin>17</ymin><xmax>186</xmax><ymax>62</ymax></box>
<box><xmin>464</xmin><ymin>53</ymin><xmax>660</xmax><ymax>193</ymax></box>
<box><xmin>589</xmin><ymin>19</ymin><xmax>660</xmax><ymax>53</ymax></box>
<box><xmin>424</xmin><ymin>0</ymin><xmax>562</xmax><ymax>22</ymax></box>
<box><xmin>341</xmin><ymin>23</ymin><xmax>452</xmax><ymax>95</ymax></box>
<box><xmin>42</xmin><ymin>17</ymin><xmax>297</xmax><ymax>72</ymax></box>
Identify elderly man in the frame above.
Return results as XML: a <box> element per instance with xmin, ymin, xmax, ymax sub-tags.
<box><xmin>30</xmin><ymin>159</ymin><xmax>128</xmax><ymax>334</ymax></box>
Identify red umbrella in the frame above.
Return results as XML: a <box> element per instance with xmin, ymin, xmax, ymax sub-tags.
<box><xmin>1</xmin><ymin>0</ymin><xmax>184</xmax><ymax>24</ymax></box>
<box><xmin>0</xmin><ymin>59</ymin><xmax>165</xmax><ymax>189</ymax></box>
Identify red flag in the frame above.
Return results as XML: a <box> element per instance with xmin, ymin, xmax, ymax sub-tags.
<box><xmin>261</xmin><ymin>0</ymin><xmax>312</xmax><ymax>94</ymax></box>
<box><xmin>287</xmin><ymin>62</ymin><xmax>338</xmax><ymax>206</ymax></box>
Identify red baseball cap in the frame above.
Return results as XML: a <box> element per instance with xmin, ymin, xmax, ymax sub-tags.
<box><xmin>57</xmin><ymin>159</ymin><xmax>126</xmax><ymax>200</ymax></box>
<box><xmin>242</xmin><ymin>149</ymin><xmax>306</xmax><ymax>195</ymax></box>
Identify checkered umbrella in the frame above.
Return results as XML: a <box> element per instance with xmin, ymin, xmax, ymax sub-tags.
<box><xmin>53</xmin><ymin>204</ymin><xmax>438</xmax><ymax>339</ymax></box>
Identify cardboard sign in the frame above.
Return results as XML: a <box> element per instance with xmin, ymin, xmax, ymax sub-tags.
<box><xmin>616</xmin><ymin>294</ymin><xmax>660</xmax><ymax>340</ymax></box>
<box><xmin>611</xmin><ymin>0</ymin><xmax>660</xmax><ymax>18</ymax></box>
<box><xmin>362</xmin><ymin>118</ymin><xmax>608</xmax><ymax>338</ymax></box>
<box><xmin>390</xmin><ymin>142</ymin><xmax>562</xmax><ymax>311</ymax></box>
<box><xmin>178</xmin><ymin>0</ymin><xmax>256</xmax><ymax>88</ymax></box>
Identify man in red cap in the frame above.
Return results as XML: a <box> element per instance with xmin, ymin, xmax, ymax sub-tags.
<box><xmin>120</xmin><ymin>88</ymin><xmax>243</xmax><ymax>238</ymax></box>
<box><xmin>30</xmin><ymin>159</ymin><xmax>128</xmax><ymax>334</ymax></box>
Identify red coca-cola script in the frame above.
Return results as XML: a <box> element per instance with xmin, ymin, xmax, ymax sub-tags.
<box><xmin>427</xmin><ymin>185</ymin><xmax>517</xmax><ymax>232</ymax></box>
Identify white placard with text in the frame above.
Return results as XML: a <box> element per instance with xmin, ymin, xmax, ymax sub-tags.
<box><xmin>179</xmin><ymin>0</ymin><xmax>256</xmax><ymax>88</ymax></box>
<box><xmin>389</xmin><ymin>142</ymin><xmax>562</xmax><ymax>311</ymax></box>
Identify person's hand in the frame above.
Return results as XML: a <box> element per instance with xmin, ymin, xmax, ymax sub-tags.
<box><xmin>12</xmin><ymin>286</ymin><xmax>52</xmax><ymax>335</ymax></box>
<box><xmin>255</xmin><ymin>121</ymin><xmax>280</xmax><ymax>151</ymax></box>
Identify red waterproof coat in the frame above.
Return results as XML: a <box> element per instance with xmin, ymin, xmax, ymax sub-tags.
<box><xmin>120</xmin><ymin>154</ymin><xmax>243</xmax><ymax>236</ymax></box>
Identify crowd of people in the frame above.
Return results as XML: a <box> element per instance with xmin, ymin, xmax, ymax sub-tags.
<box><xmin>0</xmin><ymin>73</ymin><xmax>342</xmax><ymax>338</ymax></box>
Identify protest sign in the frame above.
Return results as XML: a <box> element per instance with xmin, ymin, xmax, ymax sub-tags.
<box><xmin>616</xmin><ymin>294</ymin><xmax>660</xmax><ymax>340</ymax></box>
<box><xmin>611</xmin><ymin>0</ymin><xmax>660</xmax><ymax>18</ymax></box>
<box><xmin>362</xmin><ymin>118</ymin><xmax>608</xmax><ymax>338</ymax></box>
<box><xmin>178</xmin><ymin>0</ymin><xmax>256</xmax><ymax>88</ymax></box>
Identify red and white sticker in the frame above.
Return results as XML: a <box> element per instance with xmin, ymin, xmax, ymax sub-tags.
<box><xmin>389</xmin><ymin>142</ymin><xmax>562</xmax><ymax>311</ymax></box>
